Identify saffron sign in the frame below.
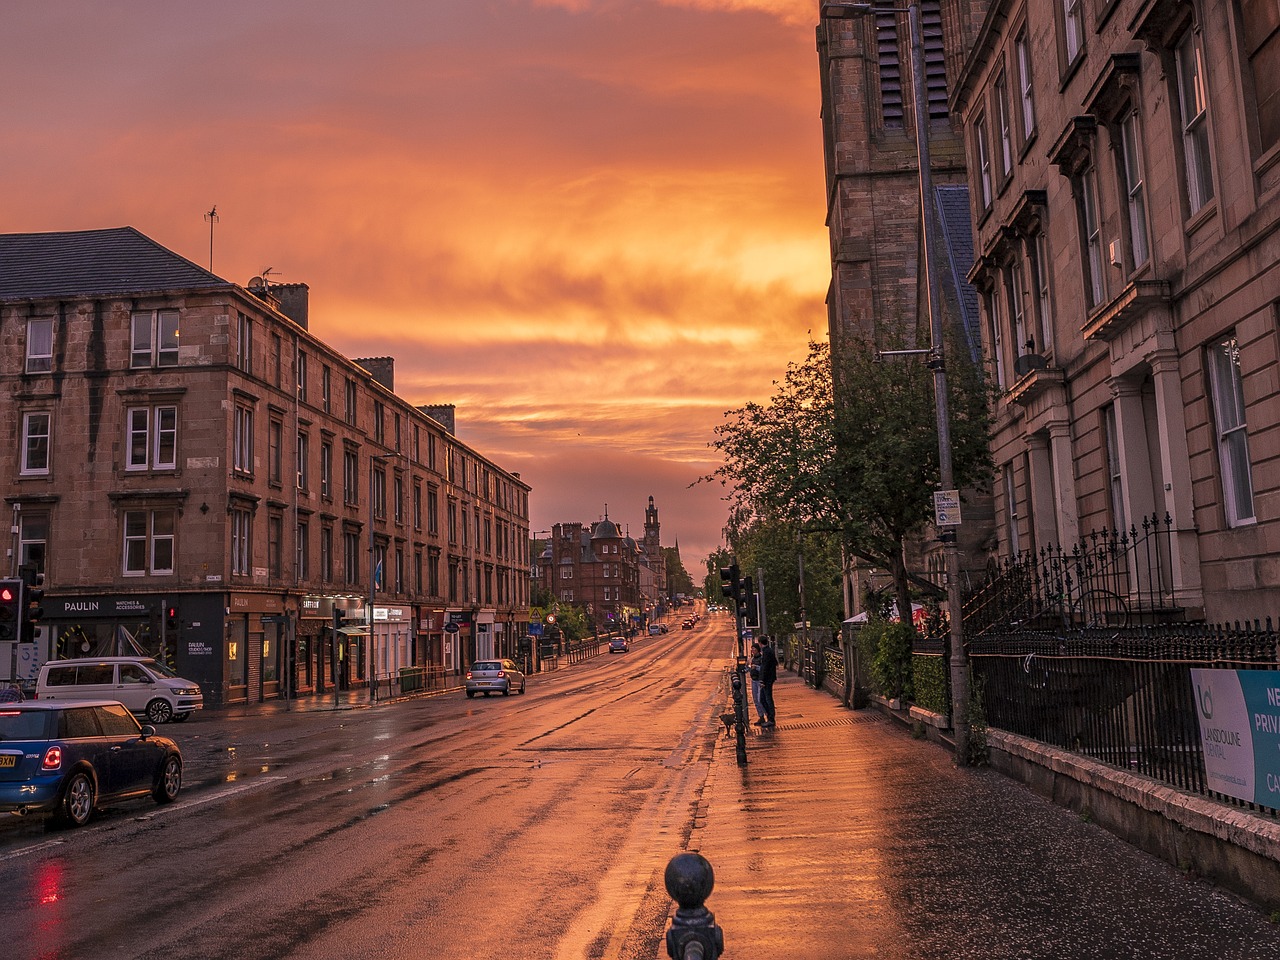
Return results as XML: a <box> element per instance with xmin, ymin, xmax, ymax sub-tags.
<box><xmin>1189</xmin><ymin>668</ymin><xmax>1280</xmax><ymax>809</ymax></box>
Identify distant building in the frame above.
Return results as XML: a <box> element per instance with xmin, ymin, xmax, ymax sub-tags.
<box><xmin>532</xmin><ymin>499</ymin><xmax>670</xmax><ymax>629</ymax></box>
<box><xmin>0</xmin><ymin>226</ymin><xmax>530</xmax><ymax>704</ymax></box>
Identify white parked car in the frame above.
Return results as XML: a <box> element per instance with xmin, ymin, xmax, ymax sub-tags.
<box><xmin>35</xmin><ymin>657</ymin><xmax>203</xmax><ymax>724</ymax></box>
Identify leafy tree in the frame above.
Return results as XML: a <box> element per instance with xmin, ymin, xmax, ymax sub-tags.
<box><xmin>554</xmin><ymin>604</ymin><xmax>592</xmax><ymax>643</ymax></box>
<box><xmin>720</xmin><ymin>519</ymin><xmax>843</xmax><ymax>640</ymax></box>
<box><xmin>707</xmin><ymin>337</ymin><xmax>991</xmax><ymax>626</ymax></box>
<box><xmin>664</xmin><ymin>547</ymin><xmax>695</xmax><ymax>598</ymax></box>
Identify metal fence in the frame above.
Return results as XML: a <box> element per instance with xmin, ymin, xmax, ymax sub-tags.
<box><xmin>958</xmin><ymin>513</ymin><xmax>1178</xmax><ymax>640</ymax></box>
<box><xmin>370</xmin><ymin>664</ymin><xmax>454</xmax><ymax>701</ymax></box>
<box><xmin>969</xmin><ymin>620</ymin><xmax>1280</xmax><ymax>817</ymax></box>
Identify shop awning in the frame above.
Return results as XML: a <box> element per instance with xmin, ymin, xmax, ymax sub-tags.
<box><xmin>337</xmin><ymin>625</ymin><xmax>370</xmax><ymax>636</ymax></box>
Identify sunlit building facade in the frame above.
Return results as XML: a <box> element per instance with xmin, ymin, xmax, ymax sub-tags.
<box><xmin>955</xmin><ymin>0</ymin><xmax>1280</xmax><ymax>622</ymax></box>
<box><xmin>0</xmin><ymin>226</ymin><xmax>530</xmax><ymax>705</ymax></box>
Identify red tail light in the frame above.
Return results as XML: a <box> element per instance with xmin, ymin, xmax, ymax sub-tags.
<box><xmin>496</xmin><ymin>670</ymin><xmax>505</xmax><ymax>678</ymax></box>
<box><xmin>42</xmin><ymin>746</ymin><xmax>62</xmax><ymax>771</ymax></box>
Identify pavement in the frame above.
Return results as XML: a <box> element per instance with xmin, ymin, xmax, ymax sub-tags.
<box><xmin>675</xmin><ymin>670</ymin><xmax>1280</xmax><ymax>960</ymax></box>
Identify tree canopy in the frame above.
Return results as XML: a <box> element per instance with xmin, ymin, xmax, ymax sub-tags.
<box><xmin>706</xmin><ymin>337</ymin><xmax>991</xmax><ymax>622</ymax></box>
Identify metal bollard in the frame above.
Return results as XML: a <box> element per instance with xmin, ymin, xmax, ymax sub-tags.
<box><xmin>664</xmin><ymin>853</ymin><xmax>724</xmax><ymax>960</ymax></box>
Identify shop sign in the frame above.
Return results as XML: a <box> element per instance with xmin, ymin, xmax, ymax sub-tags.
<box><xmin>1190</xmin><ymin>669</ymin><xmax>1280</xmax><ymax>809</ymax></box>
<box><xmin>48</xmin><ymin>597</ymin><xmax>156</xmax><ymax>618</ymax></box>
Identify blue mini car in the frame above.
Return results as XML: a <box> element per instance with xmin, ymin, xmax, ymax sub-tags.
<box><xmin>0</xmin><ymin>699</ymin><xmax>182</xmax><ymax>827</ymax></box>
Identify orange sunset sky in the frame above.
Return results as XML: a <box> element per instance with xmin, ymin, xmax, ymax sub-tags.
<box><xmin>2</xmin><ymin>0</ymin><xmax>832</xmax><ymax>571</ymax></box>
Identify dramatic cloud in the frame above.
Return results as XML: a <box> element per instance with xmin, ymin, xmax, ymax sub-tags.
<box><xmin>1</xmin><ymin>0</ymin><xmax>829</xmax><ymax>567</ymax></box>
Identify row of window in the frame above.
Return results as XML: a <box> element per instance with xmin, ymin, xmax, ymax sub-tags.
<box><xmin>238</xmin><ymin>313</ymin><xmax>524</xmax><ymax>514</ymax></box>
<box><xmin>21</xmin><ymin>309</ymin><xmax>527</xmax><ymax>519</ymax></box>
<box><xmin>1002</xmin><ymin>328</ymin><xmax>1257</xmax><ymax>551</ymax></box>
<box><xmin>18</xmin><ymin>403</ymin><xmax>527</xmax><ymax>565</ymax></box>
<box><xmin>972</xmin><ymin>13</ymin><xmax>1214</xmax><ymax>288</ymax></box>
<box><xmin>15</xmin><ymin>505</ymin><xmax>528</xmax><ymax>608</ymax></box>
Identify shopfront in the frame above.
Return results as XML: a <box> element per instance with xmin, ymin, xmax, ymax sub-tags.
<box><xmin>38</xmin><ymin>592</ymin><xmax>224</xmax><ymax>706</ymax></box>
<box><xmin>446</xmin><ymin>610</ymin><xmax>473</xmax><ymax>672</ymax></box>
<box><xmin>372</xmin><ymin>603</ymin><xmax>412</xmax><ymax>688</ymax></box>
<box><xmin>225</xmin><ymin>593</ymin><xmax>287</xmax><ymax>705</ymax></box>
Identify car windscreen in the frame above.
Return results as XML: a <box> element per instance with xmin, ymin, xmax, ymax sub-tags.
<box><xmin>0</xmin><ymin>710</ymin><xmax>53</xmax><ymax>741</ymax></box>
<box><xmin>472</xmin><ymin>662</ymin><xmax>501</xmax><ymax>671</ymax></box>
<box><xmin>141</xmin><ymin>658</ymin><xmax>180</xmax><ymax>678</ymax></box>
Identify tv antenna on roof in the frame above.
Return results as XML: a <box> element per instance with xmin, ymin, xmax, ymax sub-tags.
<box><xmin>203</xmin><ymin>205</ymin><xmax>219</xmax><ymax>272</ymax></box>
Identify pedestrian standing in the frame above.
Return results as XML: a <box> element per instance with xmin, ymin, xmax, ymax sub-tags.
<box><xmin>749</xmin><ymin>641</ymin><xmax>765</xmax><ymax>724</ymax></box>
<box><xmin>0</xmin><ymin>680</ymin><xmax>25</xmax><ymax>702</ymax></box>
<box><xmin>759</xmin><ymin>634</ymin><xmax>778</xmax><ymax>727</ymax></box>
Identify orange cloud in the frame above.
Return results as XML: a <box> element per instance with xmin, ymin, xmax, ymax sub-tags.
<box><xmin>0</xmin><ymin>0</ymin><xmax>829</xmax><ymax>567</ymax></box>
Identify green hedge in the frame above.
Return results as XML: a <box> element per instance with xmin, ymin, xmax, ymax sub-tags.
<box><xmin>861</xmin><ymin>620</ymin><xmax>916</xmax><ymax>700</ymax></box>
<box><xmin>911</xmin><ymin>655</ymin><xmax>948</xmax><ymax>714</ymax></box>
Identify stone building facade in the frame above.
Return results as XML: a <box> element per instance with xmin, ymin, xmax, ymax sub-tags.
<box><xmin>954</xmin><ymin>0</ymin><xmax>1280</xmax><ymax>622</ymax></box>
<box><xmin>0</xmin><ymin>226</ymin><xmax>531</xmax><ymax>705</ymax></box>
<box><xmin>817</xmin><ymin>0</ymin><xmax>995</xmax><ymax>617</ymax></box>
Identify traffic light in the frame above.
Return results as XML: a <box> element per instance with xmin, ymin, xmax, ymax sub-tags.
<box><xmin>738</xmin><ymin>575</ymin><xmax>755</xmax><ymax>621</ymax></box>
<box><xmin>165</xmin><ymin>604</ymin><xmax>180</xmax><ymax>635</ymax></box>
<box><xmin>719</xmin><ymin>563</ymin><xmax>740</xmax><ymax>603</ymax></box>
<box><xmin>0</xmin><ymin>579</ymin><xmax>22</xmax><ymax>643</ymax></box>
<box><xmin>19</xmin><ymin>564</ymin><xmax>43</xmax><ymax>644</ymax></box>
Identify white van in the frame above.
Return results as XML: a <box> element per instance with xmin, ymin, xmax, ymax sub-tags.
<box><xmin>35</xmin><ymin>657</ymin><xmax>203</xmax><ymax>723</ymax></box>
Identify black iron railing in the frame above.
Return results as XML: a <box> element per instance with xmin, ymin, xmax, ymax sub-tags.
<box><xmin>970</xmin><ymin>619</ymin><xmax>1280</xmax><ymax>817</ymax></box>
<box><xmin>958</xmin><ymin>513</ymin><xmax>1179</xmax><ymax>641</ymax></box>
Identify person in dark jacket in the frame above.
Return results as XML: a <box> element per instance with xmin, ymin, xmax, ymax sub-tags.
<box><xmin>759</xmin><ymin>635</ymin><xmax>778</xmax><ymax>727</ymax></box>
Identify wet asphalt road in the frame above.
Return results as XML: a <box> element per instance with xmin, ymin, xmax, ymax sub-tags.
<box><xmin>2</xmin><ymin>611</ymin><xmax>1279</xmax><ymax>958</ymax></box>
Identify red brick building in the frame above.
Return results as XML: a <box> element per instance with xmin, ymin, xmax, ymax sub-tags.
<box><xmin>533</xmin><ymin>500</ymin><xmax>670</xmax><ymax>631</ymax></box>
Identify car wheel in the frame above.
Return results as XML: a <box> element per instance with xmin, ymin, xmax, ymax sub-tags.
<box><xmin>172</xmin><ymin>712</ymin><xmax>191</xmax><ymax>722</ymax></box>
<box><xmin>466</xmin><ymin>690</ymin><xmax>475</xmax><ymax>699</ymax></box>
<box><xmin>519</xmin><ymin>680</ymin><xmax>526</xmax><ymax>694</ymax></box>
<box><xmin>153</xmin><ymin>755</ymin><xmax>182</xmax><ymax>804</ymax></box>
<box><xmin>60</xmin><ymin>772</ymin><xmax>95</xmax><ymax>827</ymax></box>
<box><xmin>146</xmin><ymin>698</ymin><xmax>174</xmax><ymax>724</ymax></box>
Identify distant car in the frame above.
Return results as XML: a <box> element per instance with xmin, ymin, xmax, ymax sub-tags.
<box><xmin>0</xmin><ymin>699</ymin><xmax>182</xmax><ymax>827</ymax></box>
<box><xmin>609</xmin><ymin>638</ymin><xmax>629</xmax><ymax>654</ymax></box>
<box><xmin>465</xmin><ymin>659</ymin><xmax>526</xmax><ymax>698</ymax></box>
<box><xmin>682</xmin><ymin>618</ymin><xmax>695</xmax><ymax>629</ymax></box>
<box><xmin>648</xmin><ymin>624</ymin><xmax>663</xmax><ymax>635</ymax></box>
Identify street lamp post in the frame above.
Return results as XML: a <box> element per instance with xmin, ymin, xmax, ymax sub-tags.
<box><xmin>820</xmin><ymin>1</ymin><xmax>971</xmax><ymax>762</ymax></box>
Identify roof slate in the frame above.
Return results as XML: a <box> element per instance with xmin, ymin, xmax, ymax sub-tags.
<box><xmin>0</xmin><ymin>227</ymin><xmax>231</xmax><ymax>301</ymax></box>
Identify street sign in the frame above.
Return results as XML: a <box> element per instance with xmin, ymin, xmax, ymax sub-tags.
<box><xmin>933</xmin><ymin>489</ymin><xmax>961</xmax><ymax>526</ymax></box>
